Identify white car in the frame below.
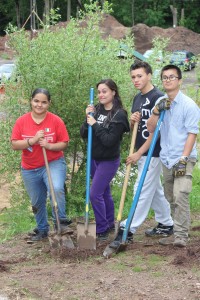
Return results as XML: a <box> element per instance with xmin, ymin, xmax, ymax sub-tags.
<box><xmin>0</xmin><ymin>63</ymin><xmax>16</xmax><ymax>83</ymax></box>
<box><xmin>143</xmin><ymin>49</ymin><xmax>163</xmax><ymax>62</ymax></box>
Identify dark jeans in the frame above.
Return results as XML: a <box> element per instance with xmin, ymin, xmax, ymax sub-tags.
<box><xmin>90</xmin><ymin>158</ymin><xmax>120</xmax><ymax>234</ymax></box>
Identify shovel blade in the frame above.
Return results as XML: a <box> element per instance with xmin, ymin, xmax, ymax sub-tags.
<box><xmin>103</xmin><ymin>240</ymin><xmax>128</xmax><ymax>258</ymax></box>
<box><xmin>103</xmin><ymin>244</ymin><xmax>117</xmax><ymax>258</ymax></box>
<box><xmin>77</xmin><ymin>222</ymin><xmax>96</xmax><ymax>250</ymax></box>
<box><xmin>48</xmin><ymin>232</ymin><xmax>75</xmax><ymax>249</ymax></box>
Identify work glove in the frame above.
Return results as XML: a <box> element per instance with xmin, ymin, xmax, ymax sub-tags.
<box><xmin>155</xmin><ymin>97</ymin><xmax>171</xmax><ymax>112</ymax></box>
<box><xmin>173</xmin><ymin>158</ymin><xmax>187</xmax><ymax>177</ymax></box>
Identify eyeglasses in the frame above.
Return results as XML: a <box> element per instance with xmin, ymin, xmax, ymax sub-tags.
<box><xmin>161</xmin><ymin>75</ymin><xmax>179</xmax><ymax>82</ymax></box>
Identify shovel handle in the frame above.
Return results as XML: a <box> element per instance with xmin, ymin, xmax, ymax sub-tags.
<box><xmin>116</xmin><ymin>122</ymin><xmax>138</xmax><ymax>222</ymax></box>
<box><xmin>85</xmin><ymin>87</ymin><xmax>94</xmax><ymax>232</ymax></box>
<box><xmin>122</xmin><ymin>110</ymin><xmax>165</xmax><ymax>243</ymax></box>
<box><xmin>42</xmin><ymin>147</ymin><xmax>61</xmax><ymax>234</ymax></box>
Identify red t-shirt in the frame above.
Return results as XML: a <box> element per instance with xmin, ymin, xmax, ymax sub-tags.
<box><xmin>11</xmin><ymin>112</ymin><xmax>70</xmax><ymax>169</ymax></box>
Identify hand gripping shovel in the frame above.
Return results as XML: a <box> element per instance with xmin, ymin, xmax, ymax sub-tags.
<box><xmin>103</xmin><ymin>122</ymin><xmax>138</xmax><ymax>257</ymax></box>
<box><xmin>106</xmin><ymin>110</ymin><xmax>165</xmax><ymax>256</ymax></box>
<box><xmin>77</xmin><ymin>88</ymin><xmax>96</xmax><ymax>250</ymax></box>
<box><xmin>42</xmin><ymin>147</ymin><xmax>75</xmax><ymax>249</ymax></box>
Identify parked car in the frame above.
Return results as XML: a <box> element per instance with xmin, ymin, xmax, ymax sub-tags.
<box><xmin>143</xmin><ymin>49</ymin><xmax>163</xmax><ymax>62</ymax></box>
<box><xmin>0</xmin><ymin>63</ymin><xmax>16</xmax><ymax>83</ymax></box>
<box><xmin>170</xmin><ymin>50</ymin><xmax>197</xmax><ymax>71</ymax></box>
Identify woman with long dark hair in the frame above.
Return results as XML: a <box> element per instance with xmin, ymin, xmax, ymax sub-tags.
<box><xmin>80</xmin><ymin>79</ymin><xmax>130</xmax><ymax>240</ymax></box>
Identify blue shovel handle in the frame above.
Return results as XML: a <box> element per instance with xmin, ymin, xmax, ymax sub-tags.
<box><xmin>85</xmin><ymin>87</ymin><xmax>94</xmax><ymax>229</ymax></box>
<box><xmin>122</xmin><ymin>110</ymin><xmax>165</xmax><ymax>243</ymax></box>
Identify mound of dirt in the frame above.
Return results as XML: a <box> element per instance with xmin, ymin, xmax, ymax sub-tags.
<box><xmin>132</xmin><ymin>23</ymin><xmax>200</xmax><ymax>55</ymax></box>
<box><xmin>1</xmin><ymin>14</ymin><xmax>200</xmax><ymax>59</ymax></box>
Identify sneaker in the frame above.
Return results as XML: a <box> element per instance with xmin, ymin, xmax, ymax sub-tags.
<box><xmin>27</xmin><ymin>227</ymin><xmax>39</xmax><ymax>237</ymax></box>
<box><xmin>159</xmin><ymin>235</ymin><xmax>174</xmax><ymax>245</ymax></box>
<box><xmin>173</xmin><ymin>238</ymin><xmax>187</xmax><ymax>248</ymax></box>
<box><xmin>145</xmin><ymin>223</ymin><xmax>173</xmax><ymax>237</ymax></box>
<box><xmin>109</xmin><ymin>227</ymin><xmax>133</xmax><ymax>249</ymax></box>
<box><xmin>97</xmin><ymin>230</ymin><xmax>109</xmax><ymax>241</ymax></box>
<box><xmin>108</xmin><ymin>224</ymin><xmax>115</xmax><ymax>233</ymax></box>
<box><xmin>31</xmin><ymin>231</ymin><xmax>48</xmax><ymax>242</ymax></box>
<box><xmin>54</xmin><ymin>220</ymin><xmax>73</xmax><ymax>235</ymax></box>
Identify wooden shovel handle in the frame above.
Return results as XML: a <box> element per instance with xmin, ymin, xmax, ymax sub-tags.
<box><xmin>116</xmin><ymin>122</ymin><xmax>138</xmax><ymax>222</ymax></box>
<box><xmin>42</xmin><ymin>147</ymin><xmax>61</xmax><ymax>233</ymax></box>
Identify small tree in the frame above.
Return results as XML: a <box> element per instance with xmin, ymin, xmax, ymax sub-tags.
<box><xmin>2</xmin><ymin>1</ymin><xmax>134</xmax><ymax>213</ymax></box>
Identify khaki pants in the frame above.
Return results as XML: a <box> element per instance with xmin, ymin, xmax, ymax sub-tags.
<box><xmin>162</xmin><ymin>159</ymin><xmax>196</xmax><ymax>240</ymax></box>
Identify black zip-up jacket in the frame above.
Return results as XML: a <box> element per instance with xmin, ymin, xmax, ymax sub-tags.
<box><xmin>80</xmin><ymin>106</ymin><xmax>130</xmax><ymax>161</ymax></box>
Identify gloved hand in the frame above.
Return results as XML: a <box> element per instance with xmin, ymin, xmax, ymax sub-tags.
<box><xmin>173</xmin><ymin>158</ymin><xmax>187</xmax><ymax>177</ymax></box>
<box><xmin>155</xmin><ymin>97</ymin><xmax>171</xmax><ymax>112</ymax></box>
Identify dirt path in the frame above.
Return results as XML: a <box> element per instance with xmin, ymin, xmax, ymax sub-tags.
<box><xmin>1</xmin><ymin>218</ymin><xmax>200</xmax><ymax>300</ymax></box>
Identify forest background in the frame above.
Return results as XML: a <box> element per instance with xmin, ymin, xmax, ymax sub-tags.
<box><xmin>1</xmin><ymin>0</ymin><xmax>200</xmax><ymax>36</ymax></box>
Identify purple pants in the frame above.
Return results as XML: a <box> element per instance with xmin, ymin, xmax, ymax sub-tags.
<box><xmin>90</xmin><ymin>158</ymin><xmax>120</xmax><ymax>234</ymax></box>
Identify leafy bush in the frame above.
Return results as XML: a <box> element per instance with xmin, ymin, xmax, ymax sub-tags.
<box><xmin>0</xmin><ymin>2</ymin><xmax>134</xmax><ymax>224</ymax></box>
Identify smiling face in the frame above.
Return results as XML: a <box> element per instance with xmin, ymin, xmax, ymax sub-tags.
<box><xmin>161</xmin><ymin>68</ymin><xmax>181</xmax><ymax>93</ymax></box>
<box><xmin>31</xmin><ymin>93</ymin><xmax>50</xmax><ymax>116</ymax></box>
<box><xmin>130</xmin><ymin>67</ymin><xmax>152</xmax><ymax>94</ymax></box>
<box><xmin>97</xmin><ymin>83</ymin><xmax>115</xmax><ymax>110</ymax></box>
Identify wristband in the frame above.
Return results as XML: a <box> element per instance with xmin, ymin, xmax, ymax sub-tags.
<box><xmin>27</xmin><ymin>139</ymin><xmax>32</xmax><ymax>147</ymax></box>
<box><xmin>152</xmin><ymin>110</ymin><xmax>160</xmax><ymax>116</ymax></box>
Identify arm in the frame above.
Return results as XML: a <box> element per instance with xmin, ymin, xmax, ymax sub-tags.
<box><xmin>147</xmin><ymin>112</ymin><xmax>159</xmax><ymax>133</ymax></box>
<box><xmin>11</xmin><ymin>130</ymin><xmax>45</xmax><ymax>150</ymax></box>
<box><xmin>92</xmin><ymin>121</ymin><xmax>126</xmax><ymax>147</ymax></box>
<box><xmin>147</xmin><ymin>97</ymin><xmax>171</xmax><ymax>133</ymax></box>
<box><xmin>126</xmin><ymin>133</ymin><xmax>153</xmax><ymax>165</ymax></box>
<box><xmin>182</xmin><ymin>133</ymin><xmax>197</xmax><ymax>157</ymax></box>
<box><xmin>12</xmin><ymin>130</ymin><xmax>68</xmax><ymax>152</ymax></box>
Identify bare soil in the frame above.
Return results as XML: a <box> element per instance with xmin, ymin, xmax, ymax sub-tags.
<box><xmin>1</xmin><ymin>218</ymin><xmax>200</xmax><ymax>300</ymax></box>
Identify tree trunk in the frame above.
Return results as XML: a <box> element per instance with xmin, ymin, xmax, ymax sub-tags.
<box><xmin>132</xmin><ymin>0</ymin><xmax>135</xmax><ymax>26</ymax></box>
<box><xmin>67</xmin><ymin>0</ymin><xmax>71</xmax><ymax>21</ymax></box>
<box><xmin>15</xmin><ymin>0</ymin><xmax>21</xmax><ymax>29</ymax></box>
<box><xmin>170</xmin><ymin>5</ymin><xmax>177</xmax><ymax>28</ymax></box>
<box><xmin>181</xmin><ymin>8</ymin><xmax>184</xmax><ymax>24</ymax></box>
<box><xmin>44</xmin><ymin>0</ymin><xmax>50</xmax><ymax>25</ymax></box>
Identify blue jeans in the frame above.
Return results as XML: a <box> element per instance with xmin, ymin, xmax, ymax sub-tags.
<box><xmin>21</xmin><ymin>157</ymin><xmax>67</xmax><ymax>232</ymax></box>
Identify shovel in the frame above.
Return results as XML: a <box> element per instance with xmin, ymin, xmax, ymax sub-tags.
<box><xmin>77</xmin><ymin>87</ymin><xmax>96</xmax><ymax>250</ymax></box>
<box><xmin>42</xmin><ymin>147</ymin><xmax>75</xmax><ymax>249</ymax></box>
<box><xmin>104</xmin><ymin>110</ymin><xmax>165</xmax><ymax>256</ymax></box>
<box><xmin>103</xmin><ymin>122</ymin><xmax>138</xmax><ymax>257</ymax></box>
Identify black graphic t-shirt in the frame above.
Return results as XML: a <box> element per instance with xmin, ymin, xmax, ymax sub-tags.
<box><xmin>132</xmin><ymin>87</ymin><xmax>164</xmax><ymax>157</ymax></box>
<box><xmin>80</xmin><ymin>106</ymin><xmax>130</xmax><ymax>160</ymax></box>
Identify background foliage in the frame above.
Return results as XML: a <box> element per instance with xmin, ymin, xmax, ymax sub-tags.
<box><xmin>1</xmin><ymin>0</ymin><xmax>200</xmax><ymax>35</ymax></box>
<box><xmin>0</xmin><ymin>2</ymin><xmax>135</xmax><ymax>222</ymax></box>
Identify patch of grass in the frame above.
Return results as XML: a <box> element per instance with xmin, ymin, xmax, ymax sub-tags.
<box><xmin>0</xmin><ymin>53</ymin><xmax>11</xmax><ymax>60</ymax></box>
<box><xmin>191</xmin><ymin>267</ymin><xmax>200</xmax><ymax>278</ymax></box>
<box><xmin>111</xmin><ymin>261</ymin><xmax>127</xmax><ymax>271</ymax></box>
<box><xmin>152</xmin><ymin>271</ymin><xmax>163</xmax><ymax>277</ymax></box>
<box><xmin>131</xmin><ymin>253</ymin><xmax>166</xmax><ymax>273</ymax></box>
<box><xmin>132</xmin><ymin>266</ymin><xmax>144</xmax><ymax>272</ymax></box>
<box><xmin>190</xmin><ymin>165</ymin><xmax>200</xmax><ymax>212</ymax></box>
<box><xmin>147</xmin><ymin>254</ymin><xmax>164</xmax><ymax>266</ymax></box>
<box><xmin>0</xmin><ymin>206</ymin><xmax>35</xmax><ymax>242</ymax></box>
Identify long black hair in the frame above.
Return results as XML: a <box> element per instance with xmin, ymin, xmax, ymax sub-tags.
<box><xmin>95</xmin><ymin>79</ymin><xmax>127</xmax><ymax>126</ymax></box>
